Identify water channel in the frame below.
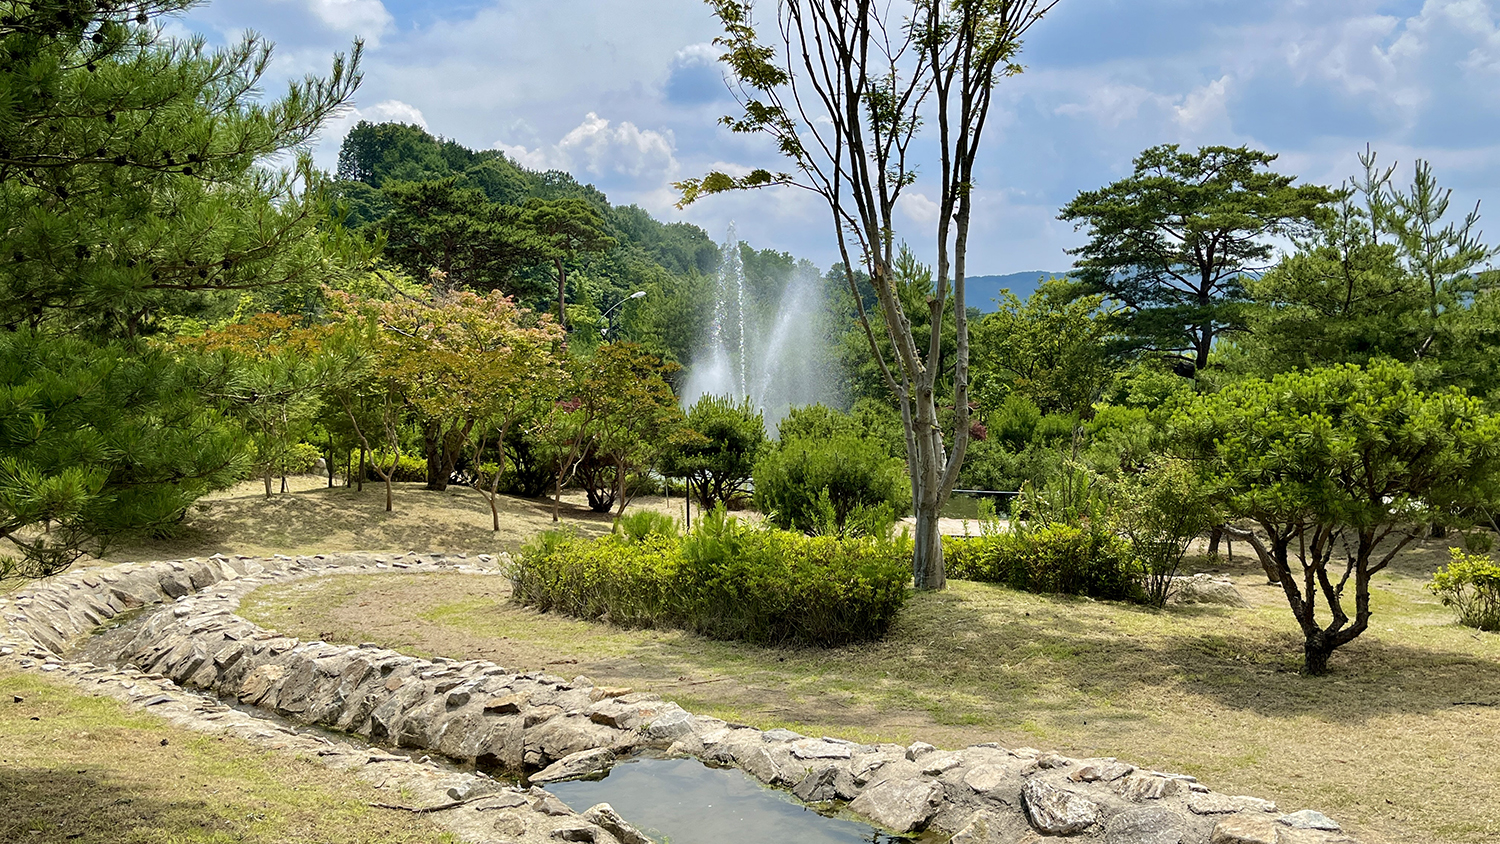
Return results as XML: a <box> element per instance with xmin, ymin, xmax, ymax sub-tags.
<box><xmin>548</xmin><ymin>756</ymin><xmax>915</xmax><ymax>844</ymax></box>
<box><xmin>69</xmin><ymin>606</ymin><xmax>920</xmax><ymax>844</ymax></box>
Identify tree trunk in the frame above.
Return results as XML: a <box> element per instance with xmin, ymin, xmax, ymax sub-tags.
<box><xmin>356</xmin><ymin>445</ymin><xmax>365</xmax><ymax>492</ymax></box>
<box><xmin>263</xmin><ymin>471</ymin><xmax>273</xmax><ymax>499</ymax></box>
<box><xmin>423</xmin><ymin>423</ymin><xmax>470</xmax><ymax>492</ymax></box>
<box><xmin>423</xmin><ymin>424</ymin><xmax>447</xmax><ymax>491</ymax></box>
<box><xmin>614</xmin><ymin>457</ymin><xmax>629</xmax><ymax>517</ymax></box>
<box><xmin>1303</xmin><ymin>629</ymin><xmax>1333</xmax><ymax>676</ymax></box>
<box><xmin>913</xmin><ymin>506</ymin><xmax>945</xmax><ymax>591</ymax></box>
<box><xmin>909</xmin><ymin>387</ymin><xmax>948</xmax><ymax>590</ymax></box>
<box><xmin>556</xmin><ymin>257</ymin><xmax>567</xmax><ymax>329</ymax></box>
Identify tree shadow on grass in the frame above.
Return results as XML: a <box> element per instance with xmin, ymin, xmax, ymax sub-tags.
<box><xmin>107</xmin><ymin>482</ymin><xmax>624</xmax><ymax>561</ymax></box>
<box><xmin>0</xmin><ymin>766</ymin><xmax>230</xmax><ymax>843</ymax></box>
<box><xmin>829</xmin><ymin>584</ymin><xmax>1500</xmax><ymax>727</ymax></box>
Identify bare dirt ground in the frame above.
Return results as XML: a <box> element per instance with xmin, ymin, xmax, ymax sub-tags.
<box><xmin>101</xmin><ymin>476</ymin><xmax>697</xmax><ymax>562</ymax></box>
<box><xmin>72</xmin><ymin>477</ymin><xmax>1500</xmax><ymax>844</ymax></box>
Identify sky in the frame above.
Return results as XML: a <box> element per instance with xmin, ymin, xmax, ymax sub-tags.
<box><xmin>172</xmin><ymin>0</ymin><xmax>1500</xmax><ymax>276</ymax></box>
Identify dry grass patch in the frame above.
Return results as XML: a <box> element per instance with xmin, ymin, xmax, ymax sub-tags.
<box><xmin>0</xmin><ymin>669</ymin><xmax>455</xmax><ymax>844</ymax></box>
<box><xmin>241</xmin><ymin>541</ymin><xmax>1500</xmax><ymax>844</ymax></box>
<box><xmin>95</xmin><ymin>477</ymin><xmax>692</xmax><ymax>563</ymax></box>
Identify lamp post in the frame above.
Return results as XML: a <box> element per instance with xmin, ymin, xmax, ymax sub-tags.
<box><xmin>600</xmin><ymin>290</ymin><xmax>646</xmax><ymax>339</ymax></box>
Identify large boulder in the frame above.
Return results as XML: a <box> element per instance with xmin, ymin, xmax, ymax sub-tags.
<box><xmin>1169</xmin><ymin>574</ymin><xmax>1249</xmax><ymax>607</ymax></box>
<box><xmin>1106</xmin><ymin>806</ymin><xmax>1187</xmax><ymax>844</ymax></box>
<box><xmin>849</xmin><ymin>777</ymin><xmax>944</xmax><ymax>833</ymax></box>
<box><xmin>1022</xmin><ymin>778</ymin><xmax>1101</xmax><ymax>835</ymax></box>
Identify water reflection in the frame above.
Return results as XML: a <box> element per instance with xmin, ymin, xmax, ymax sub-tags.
<box><xmin>546</xmin><ymin>756</ymin><xmax>912</xmax><ymax>844</ymax></box>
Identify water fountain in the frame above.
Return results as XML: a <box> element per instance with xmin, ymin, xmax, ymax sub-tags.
<box><xmin>681</xmin><ymin>224</ymin><xmax>843</xmax><ymax>432</ymax></box>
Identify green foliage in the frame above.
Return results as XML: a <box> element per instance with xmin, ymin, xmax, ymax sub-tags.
<box><xmin>556</xmin><ymin>343</ymin><xmax>683</xmax><ymax>516</ymax></box>
<box><xmin>0</xmin><ymin>331</ymin><xmax>245</xmax><ymax>579</ymax></box>
<box><xmin>1172</xmin><ymin>360</ymin><xmax>1500</xmax><ymax>673</ymax></box>
<box><xmin>972</xmin><ymin>280</ymin><xmax>1118</xmax><ymax>417</ymax></box>
<box><xmin>364</xmin><ymin>453</ymin><xmax>426</xmax><ymax>483</ymax></box>
<box><xmin>512</xmin><ymin>511</ymin><xmax>911</xmax><ymax>646</ymax></box>
<box><xmin>753</xmin><ymin>430</ymin><xmax>909</xmax><ymax>537</ymax></box>
<box><xmin>613</xmin><ymin>510</ymin><xmax>681</xmax><ymax>543</ymax></box>
<box><xmin>1429</xmin><ymin>549</ymin><xmax>1500</xmax><ymax>632</ymax></box>
<box><xmin>0</xmin><ymin>1</ymin><xmax>358</xmax><ymax>574</ymax></box>
<box><xmin>660</xmin><ymin>395</ymin><xmax>766</xmax><ymax>510</ymax></box>
<box><xmin>1016</xmin><ymin>461</ymin><xmax>1113</xmax><ymax>529</ymax></box>
<box><xmin>281</xmin><ymin>442</ymin><xmax>323</xmax><ymax>475</ymax></box>
<box><xmin>0</xmin><ymin>1</ymin><xmax>362</xmax><ymax>335</ymax></box>
<box><xmin>945</xmin><ymin>524</ymin><xmax>1138</xmax><ymax>600</ymax></box>
<box><xmin>1113</xmin><ymin>459</ymin><xmax>1220</xmax><ymax>607</ymax></box>
<box><xmin>333</xmin><ymin>120</ymin><xmax>721</xmax><ymax>362</ymax></box>
<box><xmin>1061</xmin><ymin>144</ymin><xmax>1335</xmax><ymax>371</ymax></box>
<box><xmin>378</xmin><ymin>178</ymin><xmax>546</xmax><ymax>298</ymax></box>
<box><xmin>1239</xmin><ymin>150</ymin><xmax>1500</xmax><ymax>399</ymax></box>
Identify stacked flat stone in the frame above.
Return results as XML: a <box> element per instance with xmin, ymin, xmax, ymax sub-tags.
<box><xmin>0</xmin><ymin>551</ymin><xmax>1363</xmax><ymax>844</ymax></box>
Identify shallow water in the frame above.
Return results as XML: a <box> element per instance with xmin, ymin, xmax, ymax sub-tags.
<box><xmin>546</xmin><ymin>756</ymin><xmax>914</xmax><ymax>844</ymax></box>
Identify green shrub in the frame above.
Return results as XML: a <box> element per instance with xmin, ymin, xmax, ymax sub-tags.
<box><xmin>512</xmin><ymin>509</ymin><xmax>911</xmax><ymax>646</ymax></box>
<box><xmin>660</xmin><ymin>395</ymin><xmax>766</xmax><ymax>511</ymax></box>
<box><xmin>364</xmin><ymin>452</ymin><xmax>426</xmax><ymax>482</ymax></box>
<box><xmin>753</xmin><ymin>433</ymin><xmax>909</xmax><ymax>537</ymax></box>
<box><xmin>1112</xmin><ymin>459</ymin><xmax>1219</xmax><ymax>607</ymax></box>
<box><xmin>945</xmin><ymin>523</ymin><xmax>1138</xmax><ymax>600</ymax></box>
<box><xmin>614</xmin><ymin>510</ymin><xmax>680</xmax><ymax>542</ymax></box>
<box><xmin>1429</xmin><ymin>549</ymin><xmax>1500</xmax><ymax>632</ymax></box>
<box><xmin>279</xmin><ymin>442</ymin><xmax>323</xmax><ymax>474</ymax></box>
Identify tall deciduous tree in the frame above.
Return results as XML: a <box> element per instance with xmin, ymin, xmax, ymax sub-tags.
<box><xmin>1172</xmin><ymin>361</ymin><xmax>1500</xmax><ymax>674</ymax></box>
<box><xmin>1060</xmin><ymin>145</ymin><xmax>1334</xmax><ymax>374</ymax></box>
<box><xmin>578</xmin><ymin>343</ymin><xmax>682</xmax><ymax>517</ymax></box>
<box><xmin>971</xmin><ymin>279</ymin><xmax>1116</xmax><ymax>417</ymax></box>
<box><xmin>677</xmin><ymin>0</ymin><xmax>1058</xmax><ymax>589</ymax></box>
<box><xmin>342</xmin><ymin>286</ymin><xmax>564</xmax><ymax>495</ymax></box>
<box><xmin>184</xmin><ymin>314</ymin><xmax>329</xmax><ymax>499</ymax></box>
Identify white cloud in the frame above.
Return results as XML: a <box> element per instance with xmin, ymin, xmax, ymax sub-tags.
<box><xmin>361</xmin><ymin>99</ymin><xmax>427</xmax><ymax>128</ymax></box>
<box><xmin>1174</xmin><ymin>75</ymin><xmax>1231</xmax><ymax>131</ymax></box>
<box><xmin>300</xmin><ymin>0</ymin><xmax>393</xmax><ymax>45</ymax></box>
<box><xmin>497</xmin><ymin>112</ymin><xmax>678</xmax><ymax>184</ymax></box>
<box><xmin>898</xmin><ymin>192</ymin><xmax>941</xmax><ymax>226</ymax></box>
<box><xmin>1054</xmin><ymin>84</ymin><xmax>1166</xmax><ymax>127</ymax></box>
<box><xmin>674</xmin><ymin>42</ymin><xmax>721</xmax><ymax>66</ymax></box>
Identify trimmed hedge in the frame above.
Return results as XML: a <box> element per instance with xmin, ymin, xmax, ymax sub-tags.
<box><xmin>944</xmin><ymin>523</ymin><xmax>1140</xmax><ymax>600</ymax></box>
<box><xmin>511</xmin><ymin>513</ymin><xmax>911</xmax><ymax>646</ymax></box>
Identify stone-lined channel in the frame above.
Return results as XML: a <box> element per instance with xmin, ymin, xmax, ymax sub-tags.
<box><xmin>0</xmin><ymin>551</ymin><xmax>1363</xmax><ymax>844</ymax></box>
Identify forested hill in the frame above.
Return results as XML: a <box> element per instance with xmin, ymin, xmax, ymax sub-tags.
<box><xmin>330</xmin><ymin>121</ymin><xmax>723</xmax><ymax>364</ymax></box>
<box><xmin>965</xmin><ymin>271</ymin><xmax>1069</xmax><ymax>311</ymax></box>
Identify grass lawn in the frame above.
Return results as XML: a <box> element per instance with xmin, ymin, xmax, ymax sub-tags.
<box><xmin>0</xmin><ymin>670</ymin><xmax>454</xmax><ymax>844</ymax></box>
<box><xmin>21</xmin><ymin>474</ymin><xmax>1495</xmax><ymax>844</ymax></box>
<box><xmin>240</xmin><ymin>541</ymin><xmax>1500</xmax><ymax>844</ymax></box>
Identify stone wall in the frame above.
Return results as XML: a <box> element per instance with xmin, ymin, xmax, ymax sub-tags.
<box><xmin>0</xmin><ymin>552</ymin><xmax>1363</xmax><ymax>844</ymax></box>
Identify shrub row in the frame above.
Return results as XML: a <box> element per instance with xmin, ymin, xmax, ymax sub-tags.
<box><xmin>944</xmin><ymin>522</ymin><xmax>1140</xmax><ymax>600</ymax></box>
<box><xmin>511</xmin><ymin>512</ymin><xmax>911</xmax><ymax>646</ymax></box>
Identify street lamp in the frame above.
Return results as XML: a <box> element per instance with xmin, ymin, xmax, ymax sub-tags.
<box><xmin>600</xmin><ymin>290</ymin><xmax>647</xmax><ymax>338</ymax></box>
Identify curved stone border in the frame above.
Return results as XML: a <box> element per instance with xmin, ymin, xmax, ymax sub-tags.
<box><xmin>1</xmin><ymin>552</ymin><xmax>1362</xmax><ymax>844</ymax></box>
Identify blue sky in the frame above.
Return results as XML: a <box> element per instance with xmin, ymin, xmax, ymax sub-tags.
<box><xmin>174</xmin><ymin>0</ymin><xmax>1500</xmax><ymax>276</ymax></box>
